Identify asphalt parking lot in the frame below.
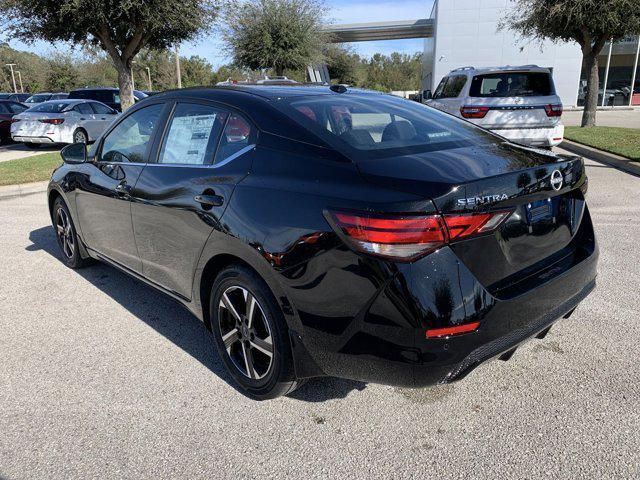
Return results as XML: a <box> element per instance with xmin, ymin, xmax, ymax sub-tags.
<box><xmin>0</xmin><ymin>157</ymin><xmax>638</xmax><ymax>479</ymax></box>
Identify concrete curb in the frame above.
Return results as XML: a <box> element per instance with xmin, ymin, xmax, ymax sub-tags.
<box><xmin>559</xmin><ymin>140</ymin><xmax>640</xmax><ymax>177</ymax></box>
<box><xmin>0</xmin><ymin>181</ymin><xmax>48</xmax><ymax>200</ymax></box>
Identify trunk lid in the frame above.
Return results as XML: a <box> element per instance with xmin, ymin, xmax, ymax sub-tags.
<box><xmin>465</xmin><ymin>96</ymin><xmax>560</xmax><ymax>129</ymax></box>
<box><xmin>356</xmin><ymin>142</ymin><xmax>588</xmax><ymax>292</ymax></box>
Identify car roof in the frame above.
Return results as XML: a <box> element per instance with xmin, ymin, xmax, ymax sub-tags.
<box><xmin>448</xmin><ymin>65</ymin><xmax>551</xmax><ymax>75</ymax></box>
<box><xmin>153</xmin><ymin>85</ymin><xmax>384</xmax><ymax>102</ymax></box>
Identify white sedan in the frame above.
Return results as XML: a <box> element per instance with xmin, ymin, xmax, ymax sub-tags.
<box><xmin>11</xmin><ymin>99</ymin><xmax>119</xmax><ymax>146</ymax></box>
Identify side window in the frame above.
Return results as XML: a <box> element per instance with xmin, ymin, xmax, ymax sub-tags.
<box><xmin>158</xmin><ymin>103</ymin><xmax>227</xmax><ymax>165</ymax></box>
<box><xmin>8</xmin><ymin>103</ymin><xmax>26</xmax><ymax>114</ymax></box>
<box><xmin>76</xmin><ymin>103</ymin><xmax>94</xmax><ymax>115</ymax></box>
<box><xmin>100</xmin><ymin>103</ymin><xmax>164</xmax><ymax>163</ymax></box>
<box><xmin>213</xmin><ymin>113</ymin><xmax>255</xmax><ymax>165</ymax></box>
<box><xmin>0</xmin><ymin>103</ymin><xmax>8</xmax><ymax>114</ymax></box>
<box><xmin>91</xmin><ymin>102</ymin><xmax>113</xmax><ymax>114</ymax></box>
<box><xmin>440</xmin><ymin>75</ymin><xmax>467</xmax><ymax>98</ymax></box>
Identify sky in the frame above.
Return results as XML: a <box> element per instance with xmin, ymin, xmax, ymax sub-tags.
<box><xmin>5</xmin><ymin>0</ymin><xmax>434</xmax><ymax>67</ymax></box>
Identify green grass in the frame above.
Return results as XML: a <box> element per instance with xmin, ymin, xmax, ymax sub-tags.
<box><xmin>0</xmin><ymin>152</ymin><xmax>63</xmax><ymax>186</ymax></box>
<box><xmin>564</xmin><ymin>126</ymin><xmax>640</xmax><ymax>162</ymax></box>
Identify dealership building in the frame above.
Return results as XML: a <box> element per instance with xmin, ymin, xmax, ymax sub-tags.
<box><xmin>327</xmin><ymin>0</ymin><xmax>640</xmax><ymax>107</ymax></box>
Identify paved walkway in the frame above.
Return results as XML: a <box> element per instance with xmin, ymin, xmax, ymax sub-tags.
<box><xmin>0</xmin><ymin>143</ymin><xmax>61</xmax><ymax>163</ymax></box>
<box><xmin>563</xmin><ymin>108</ymin><xmax>640</xmax><ymax>129</ymax></box>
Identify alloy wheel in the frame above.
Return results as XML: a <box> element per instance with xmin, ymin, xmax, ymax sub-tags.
<box><xmin>55</xmin><ymin>207</ymin><xmax>75</xmax><ymax>259</ymax></box>
<box><xmin>74</xmin><ymin>131</ymin><xmax>87</xmax><ymax>144</ymax></box>
<box><xmin>218</xmin><ymin>285</ymin><xmax>274</xmax><ymax>380</ymax></box>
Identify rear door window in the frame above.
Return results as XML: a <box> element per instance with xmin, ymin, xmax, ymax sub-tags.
<box><xmin>469</xmin><ymin>72</ymin><xmax>553</xmax><ymax>97</ymax></box>
<box><xmin>75</xmin><ymin>103</ymin><xmax>94</xmax><ymax>115</ymax></box>
<box><xmin>158</xmin><ymin>103</ymin><xmax>228</xmax><ymax>165</ymax></box>
<box><xmin>90</xmin><ymin>102</ymin><xmax>113</xmax><ymax>114</ymax></box>
<box><xmin>439</xmin><ymin>75</ymin><xmax>467</xmax><ymax>98</ymax></box>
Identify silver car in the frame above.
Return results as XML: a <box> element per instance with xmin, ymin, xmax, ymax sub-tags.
<box><xmin>11</xmin><ymin>99</ymin><xmax>118</xmax><ymax>146</ymax></box>
<box><xmin>426</xmin><ymin>65</ymin><xmax>564</xmax><ymax>148</ymax></box>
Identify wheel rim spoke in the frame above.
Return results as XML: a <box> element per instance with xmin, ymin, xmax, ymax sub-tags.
<box><xmin>221</xmin><ymin>292</ymin><xmax>242</xmax><ymax>322</ymax></box>
<box><xmin>250</xmin><ymin>336</ymin><xmax>273</xmax><ymax>358</ymax></box>
<box><xmin>241</xmin><ymin>342</ymin><xmax>256</xmax><ymax>379</ymax></box>
<box><xmin>246</xmin><ymin>294</ymin><xmax>257</xmax><ymax>328</ymax></box>
<box><xmin>222</xmin><ymin>328</ymin><xmax>240</xmax><ymax>353</ymax></box>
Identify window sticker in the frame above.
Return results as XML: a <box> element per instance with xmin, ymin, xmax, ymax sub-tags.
<box><xmin>162</xmin><ymin>114</ymin><xmax>217</xmax><ymax>164</ymax></box>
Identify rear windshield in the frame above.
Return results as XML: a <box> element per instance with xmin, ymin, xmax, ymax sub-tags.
<box><xmin>469</xmin><ymin>72</ymin><xmax>553</xmax><ymax>98</ymax></box>
<box><xmin>27</xmin><ymin>102</ymin><xmax>72</xmax><ymax>113</ymax></box>
<box><xmin>277</xmin><ymin>94</ymin><xmax>497</xmax><ymax>157</ymax></box>
<box><xmin>71</xmin><ymin>90</ymin><xmax>118</xmax><ymax>103</ymax></box>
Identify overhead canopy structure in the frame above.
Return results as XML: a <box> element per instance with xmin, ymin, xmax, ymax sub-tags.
<box><xmin>325</xmin><ymin>19</ymin><xmax>433</xmax><ymax>43</ymax></box>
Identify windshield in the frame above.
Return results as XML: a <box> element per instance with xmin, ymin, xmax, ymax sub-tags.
<box><xmin>278</xmin><ymin>94</ymin><xmax>498</xmax><ymax>158</ymax></box>
<box><xmin>27</xmin><ymin>101</ymin><xmax>72</xmax><ymax>113</ymax></box>
<box><xmin>25</xmin><ymin>94</ymin><xmax>52</xmax><ymax>103</ymax></box>
<box><xmin>469</xmin><ymin>72</ymin><xmax>553</xmax><ymax>98</ymax></box>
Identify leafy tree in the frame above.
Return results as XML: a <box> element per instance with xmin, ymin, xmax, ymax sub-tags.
<box><xmin>325</xmin><ymin>45</ymin><xmax>361</xmax><ymax>85</ymax></box>
<box><xmin>0</xmin><ymin>42</ymin><xmax>47</xmax><ymax>92</ymax></box>
<box><xmin>46</xmin><ymin>55</ymin><xmax>79</xmax><ymax>92</ymax></box>
<box><xmin>222</xmin><ymin>0</ymin><xmax>329</xmax><ymax>76</ymax></box>
<box><xmin>182</xmin><ymin>55</ymin><xmax>217</xmax><ymax>87</ymax></box>
<box><xmin>0</xmin><ymin>0</ymin><xmax>219</xmax><ymax>109</ymax></box>
<box><xmin>503</xmin><ymin>0</ymin><xmax>640</xmax><ymax>127</ymax></box>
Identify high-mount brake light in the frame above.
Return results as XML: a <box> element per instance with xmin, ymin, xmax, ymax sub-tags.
<box><xmin>326</xmin><ymin>209</ymin><xmax>512</xmax><ymax>261</ymax></box>
<box><xmin>460</xmin><ymin>106</ymin><xmax>489</xmax><ymax>119</ymax></box>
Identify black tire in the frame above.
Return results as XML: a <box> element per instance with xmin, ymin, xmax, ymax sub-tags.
<box><xmin>52</xmin><ymin>197</ymin><xmax>92</xmax><ymax>269</ymax></box>
<box><xmin>73</xmin><ymin>128</ymin><xmax>88</xmax><ymax>144</ymax></box>
<box><xmin>209</xmin><ymin>264</ymin><xmax>301</xmax><ymax>400</ymax></box>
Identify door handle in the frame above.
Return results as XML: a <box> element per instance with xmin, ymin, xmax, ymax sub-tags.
<box><xmin>115</xmin><ymin>183</ymin><xmax>132</xmax><ymax>196</ymax></box>
<box><xmin>80</xmin><ymin>117</ymin><xmax>86</xmax><ymax>120</ymax></box>
<box><xmin>194</xmin><ymin>194</ymin><xmax>224</xmax><ymax>207</ymax></box>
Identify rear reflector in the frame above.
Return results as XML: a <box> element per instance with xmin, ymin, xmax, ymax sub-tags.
<box><xmin>39</xmin><ymin>118</ymin><xmax>64</xmax><ymax>125</ymax></box>
<box><xmin>460</xmin><ymin>106</ymin><xmax>489</xmax><ymax>119</ymax></box>
<box><xmin>326</xmin><ymin>209</ymin><xmax>512</xmax><ymax>261</ymax></box>
<box><xmin>544</xmin><ymin>104</ymin><xmax>563</xmax><ymax>117</ymax></box>
<box><xmin>426</xmin><ymin>321</ymin><xmax>480</xmax><ymax>338</ymax></box>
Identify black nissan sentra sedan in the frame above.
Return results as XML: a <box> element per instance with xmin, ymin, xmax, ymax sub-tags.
<box><xmin>47</xmin><ymin>85</ymin><xmax>598</xmax><ymax>399</ymax></box>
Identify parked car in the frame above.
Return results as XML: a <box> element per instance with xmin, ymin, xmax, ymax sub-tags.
<box><xmin>426</xmin><ymin>65</ymin><xmax>564</xmax><ymax>148</ymax></box>
<box><xmin>0</xmin><ymin>100</ymin><xmax>28</xmax><ymax>145</ymax></box>
<box><xmin>24</xmin><ymin>92</ymin><xmax>68</xmax><ymax>105</ymax></box>
<box><xmin>48</xmin><ymin>85</ymin><xmax>597</xmax><ymax>399</ymax></box>
<box><xmin>11</xmin><ymin>99</ymin><xmax>118</xmax><ymax>146</ymax></box>
<box><xmin>68</xmin><ymin>87</ymin><xmax>147</xmax><ymax>111</ymax></box>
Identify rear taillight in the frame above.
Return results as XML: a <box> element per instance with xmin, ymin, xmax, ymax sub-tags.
<box><xmin>10</xmin><ymin>118</ymin><xmax>20</xmax><ymax>123</ymax></box>
<box><xmin>326</xmin><ymin>209</ymin><xmax>512</xmax><ymax>261</ymax></box>
<box><xmin>460</xmin><ymin>106</ymin><xmax>489</xmax><ymax>119</ymax></box>
<box><xmin>544</xmin><ymin>104</ymin><xmax>563</xmax><ymax>117</ymax></box>
<box><xmin>39</xmin><ymin>118</ymin><xmax>64</xmax><ymax>125</ymax></box>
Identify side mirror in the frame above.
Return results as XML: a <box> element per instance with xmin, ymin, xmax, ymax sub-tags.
<box><xmin>423</xmin><ymin>90</ymin><xmax>433</xmax><ymax>100</ymax></box>
<box><xmin>61</xmin><ymin>143</ymin><xmax>87</xmax><ymax>164</ymax></box>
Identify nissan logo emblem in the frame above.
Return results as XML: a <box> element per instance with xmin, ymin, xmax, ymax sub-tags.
<box><xmin>550</xmin><ymin>170</ymin><xmax>563</xmax><ymax>191</ymax></box>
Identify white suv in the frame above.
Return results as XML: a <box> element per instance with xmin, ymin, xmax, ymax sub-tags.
<box><xmin>425</xmin><ymin>65</ymin><xmax>564</xmax><ymax>148</ymax></box>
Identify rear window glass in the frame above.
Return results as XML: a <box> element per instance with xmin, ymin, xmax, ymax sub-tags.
<box><xmin>27</xmin><ymin>102</ymin><xmax>71</xmax><ymax>113</ymax></box>
<box><xmin>469</xmin><ymin>72</ymin><xmax>552</xmax><ymax>98</ymax></box>
<box><xmin>278</xmin><ymin>95</ymin><xmax>496</xmax><ymax>156</ymax></box>
<box><xmin>26</xmin><ymin>94</ymin><xmax>51</xmax><ymax>103</ymax></box>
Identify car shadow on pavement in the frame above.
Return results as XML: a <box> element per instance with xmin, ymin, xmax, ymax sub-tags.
<box><xmin>27</xmin><ymin>225</ymin><xmax>366</xmax><ymax>402</ymax></box>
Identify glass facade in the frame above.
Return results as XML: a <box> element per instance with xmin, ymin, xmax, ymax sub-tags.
<box><xmin>577</xmin><ymin>36</ymin><xmax>640</xmax><ymax>106</ymax></box>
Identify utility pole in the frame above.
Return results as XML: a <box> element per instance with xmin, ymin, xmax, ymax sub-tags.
<box><xmin>146</xmin><ymin>66</ymin><xmax>152</xmax><ymax>91</ymax></box>
<box><xmin>16</xmin><ymin>71</ymin><xmax>24</xmax><ymax>93</ymax></box>
<box><xmin>175</xmin><ymin>46</ymin><xmax>182</xmax><ymax>89</ymax></box>
<box><xmin>5</xmin><ymin>64</ymin><xmax>17</xmax><ymax>93</ymax></box>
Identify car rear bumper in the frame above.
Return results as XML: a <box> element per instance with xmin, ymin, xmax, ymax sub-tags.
<box><xmin>11</xmin><ymin>135</ymin><xmax>57</xmax><ymax>144</ymax></box>
<box><xmin>491</xmin><ymin>124</ymin><xmax>564</xmax><ymax>147</ymax></box>
<box><xmin>290</xmin><ymin>222</ymin><xmax>598</xmax><ymax>388</ymax></box>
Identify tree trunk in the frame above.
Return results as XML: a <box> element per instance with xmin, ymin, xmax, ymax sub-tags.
<box><xmin>581</xmin><ymin>53</ymin><xmax>599</xmax><ymax>127</ymax></box>
<box><xmin>116</xmin><ymin>62</ymin><xmax>135</xmax><ymax>111</ymax></box>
